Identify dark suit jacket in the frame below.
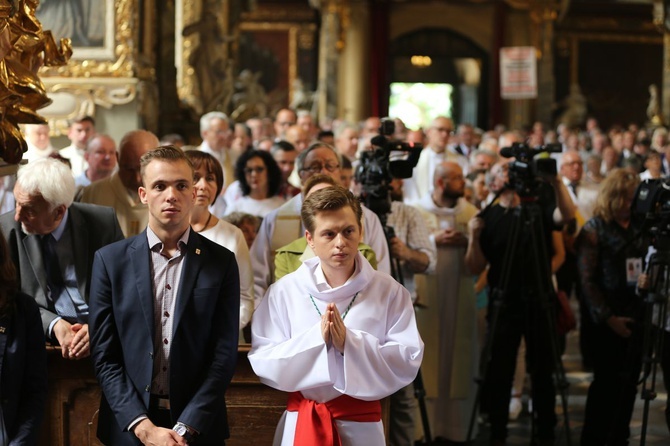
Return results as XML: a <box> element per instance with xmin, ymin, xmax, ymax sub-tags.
<box><xmin>89</xmin><ymin>229</ymin><xmax>240</xmax><ymax>446</ymax></box>
<box><xmin>0</xmin><ymin>202</ymin><xmax>124</xmax><ymax>335</ymax></box>
<box><xmin>0</xmin><ymin>293</ymin><xmax>48</xmax><ymax>445</ymax></box>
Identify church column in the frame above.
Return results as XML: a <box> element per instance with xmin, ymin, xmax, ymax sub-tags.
<box><xmin>316</xmin><ymin>1</ymin><xmax>340</xmax><ymax>123</ymax></box>
<box><xmin>662</xmin><ymin>33</ymin><xmax>670</xmax><ymax>123</ymax></box>
<box><xmin>337</xmin><ymin>1</ymin><xmax>370</xmax><ymax>123</ymax></box>
<box><xmin>533</xmin><ymin>4</ymin><xmax>557</xmax><ymax>128</ymax></box>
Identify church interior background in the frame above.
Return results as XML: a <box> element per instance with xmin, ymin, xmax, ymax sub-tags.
<box><xmin>11</xmin><ymin>0</ymin><xmax>668</xmax><ymax>151</ymax></box>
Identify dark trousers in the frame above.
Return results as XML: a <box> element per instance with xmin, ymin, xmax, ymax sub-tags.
<box><xmin>581</xmin><ymin>323</ymin><xmax>642</xmax><ymax>446</ymax></box>
<box><xmin>556</xmin><ymin>253</ymin><xmax>594</xmax><ymax>367</ymax></box>
<box><xmin>661</xmin><ymin>329</ymin><xmax>670</xmax><ymax>433</ymax></box>
<box><xmin>484</xmin><ymin>302</ymin><xmax>557</xmax><ymax>443</ymax></box>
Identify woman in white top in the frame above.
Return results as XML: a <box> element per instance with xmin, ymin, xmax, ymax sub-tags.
<box><xmin>185</xmin><ymin>151</ymin><xmax>255</xmax><ymax>340</ymax></box>
<box><xmin>224</xmin><ymin>150</ymin><xmax>285</xmax><ymax>218</ymax></box>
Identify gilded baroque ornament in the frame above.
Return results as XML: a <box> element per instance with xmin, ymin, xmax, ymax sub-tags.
<box><xmin>0</xmin><ymin>0</ymin><xmax>71</xmax><ymax>164</ymax></box>
<box><xmin>177</xmin><ymin>0</ymin><xmax>233</xmax><ymax>115</ymax></box>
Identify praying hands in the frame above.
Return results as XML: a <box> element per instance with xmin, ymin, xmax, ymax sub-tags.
<box><xmin>321</xmin><ymin>302</ymin><xmax>346</xmax><ymax>354</ymax></box>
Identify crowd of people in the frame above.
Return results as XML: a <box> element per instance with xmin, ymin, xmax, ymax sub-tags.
<box><xmin>0</xmin><ymin>109</ymin><xmax>668</xmax><ymax>445</ymax></box>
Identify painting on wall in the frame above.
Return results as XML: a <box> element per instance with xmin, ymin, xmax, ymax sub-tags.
<box><xmin>237</xmin><ymin>22</ymin><xmax>316</xmax><ymax>118</ymax></box>
<box><xmin>36</xmin><ymin>0</ymin><xmax>116</xmax><ymax>60</ymax></box>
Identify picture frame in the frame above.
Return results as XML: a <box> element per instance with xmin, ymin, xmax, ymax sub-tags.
<box><xmin>38</xmin><ymin>0</ymin><xmax>136</xmax><ymax>78</ymax></box>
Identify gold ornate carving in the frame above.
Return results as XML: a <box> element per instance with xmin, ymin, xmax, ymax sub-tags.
<box><xmin>0</xmin><ymin>0</ymin><xmax>72</xmax><ymax>163</ymax></box>
<box><xmin>176</xmin><ymin>0</ymin><xmax>202</xmax><ymax>112</ymax></box>
<box><xmin>177</xmin><ymin>0</ymin><xmax>233</xmax><ymax>115</ymax></box>
<box><xmin>41</xmin><ymin>78</ymin><xmax>138</xmax><ymax>136</ymax></box>
<box><xmin>38</xmin><ymin>0</ymin><xmax>136</xmax><ymax>79</ymax></box>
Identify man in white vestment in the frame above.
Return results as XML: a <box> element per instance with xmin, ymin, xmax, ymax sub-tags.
<box><xmin>249</xmin><ymin>142</ymin><xmax>391</xmax><ymax>301</ymax></box>
<box><xmin>61</xmin><ymin>116</ymin><xmax>96</xmax><ymax>178</ymax></box>
<box><xmin>23</xmin><ymin>124</ymin><xmax>55</xmax><ymax>162</ymax></box>
<box><xmin>403</xmin><ymin>116</ymin><xmax>455</xmax><ymax>205</ymax></box>
<box><xmin>249</xmin><ymin>186</ymin><xmax>423</xmax><ymax>446</ymax></box>
<box><xmin>415</xmin><ymin>161</ymin><xmax>479</xmax><ymax>443</ymax></box>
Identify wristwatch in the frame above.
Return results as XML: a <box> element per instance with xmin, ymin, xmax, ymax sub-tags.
<box><xmin>173</xmin><ymin>422</ymin><xmax>196</xmax><ymax>443</ymax></box>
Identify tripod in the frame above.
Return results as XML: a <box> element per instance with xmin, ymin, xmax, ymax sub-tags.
<box><xmin>466</xmin><ymin>196</ymin><xmax>572</xmax><ymax>445</ymax></box>
<box><xmin>639</xmin><ymin>248</ymin><xmax>670</xmax><ymax>445</ymax></box>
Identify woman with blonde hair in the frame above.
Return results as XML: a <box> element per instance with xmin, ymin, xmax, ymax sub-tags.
<box><xmin>577</xmin><ymin>168</ymin><xmax>648</xmax><ymax>445</ymax></box>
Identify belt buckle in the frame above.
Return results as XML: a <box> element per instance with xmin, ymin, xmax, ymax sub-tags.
<box><xmin>153</xmin><ymin>396</ymin><xmax>171</xmax><ymax>410</ymax></box>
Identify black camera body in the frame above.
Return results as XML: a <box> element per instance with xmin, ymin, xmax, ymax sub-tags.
<box><xmin>632</xmin><ymin>178</ymin><xmax>670</xmax><ymax>249</ymax></box>
<box><xmin>500</xmin><ymin>142</ymin><xmax>561</xmax><ymax>198</ymax></box>
<box><xmin>354</xmin><ymin>118</ymin><xmax>422</xmax><ymax>220</ymax></box>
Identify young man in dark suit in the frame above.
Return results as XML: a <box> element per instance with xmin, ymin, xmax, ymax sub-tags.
<box><xmin>89</xmin><ymin>145</ymin><xmax>240</xmax><ymax>445</ymax></box>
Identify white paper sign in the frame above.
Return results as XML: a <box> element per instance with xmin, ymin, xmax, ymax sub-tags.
<box><xmin>500</xmin><ymin>46</ymin><xmax>538</xmax><ymax>100</ymax></box>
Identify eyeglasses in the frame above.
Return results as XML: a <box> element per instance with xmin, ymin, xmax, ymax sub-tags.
<box><xmin>244</xmin><ymin>166</ymin><xmax>266</xmax><ymax>175</ymax></box>
<box><xmin>300</xmin><ymin>163</ymin><xmax>340</xmax><ymax>175</ymax></box>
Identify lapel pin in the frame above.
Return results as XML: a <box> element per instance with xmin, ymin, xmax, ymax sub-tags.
<box><xmin>195</xmin><ymin>248</ymin><xmax>201</xmax><ymax>255</ymax></box>
<box><xmin>0</xmin><ymin>326</ymin><xmax>6</xmax><ymax>333</ymax></box>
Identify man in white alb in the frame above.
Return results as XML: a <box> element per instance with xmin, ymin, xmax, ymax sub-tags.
<box><xmin>249</xmin><ymin>185</ymin><xmax>423</xmax><ymax>445</ymax></box>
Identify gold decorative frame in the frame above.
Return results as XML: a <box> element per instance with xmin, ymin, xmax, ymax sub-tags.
<box><xmin>38</xmin><ymin>0</ymin><xmax>136</xmax><ymax>79</ymax></box>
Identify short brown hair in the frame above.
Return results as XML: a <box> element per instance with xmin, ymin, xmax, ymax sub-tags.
<box><xmin>301</xmin><ymin>173</ymin><xmax>339</xmax><ymax>197</ymax></box>
<box><xmin>140</xmin><ymin>145</ymin><xmax>193</xmax><ymax>184</ymax></box>
<box><xmin>301</xmin><ymin>185</ymin><xmax>362</xmax><ymax>234</ymax></box>
<box><xmin>185</xmin><ymin>150</ymin><xmax>224</xmax><ymax>199</ymax></box>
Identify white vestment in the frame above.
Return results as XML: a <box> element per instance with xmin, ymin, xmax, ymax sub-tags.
<box><xmin>415</xmin><ymin>195</ymin><xmax>479</xmax><ymax>441</ymax></box>
<box><xmin>249</xmin><ymin>253</ymin><xmax>423</xmax><ymax>446</ymax></box>
<box><xmin>249</xmin><ymin>194</ymin><xmax>391</xmax><ymax>300</ymax></box>
<box><xmin>60</xmin><ymin>143</ymin><xmax>87</xmax><ymax>177</ymax></box>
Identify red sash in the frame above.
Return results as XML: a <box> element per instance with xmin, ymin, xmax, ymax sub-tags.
<box><xmin>286</xmin><ymin>391</ymin><xmax>381</xmax><ymax>446</ymax></box>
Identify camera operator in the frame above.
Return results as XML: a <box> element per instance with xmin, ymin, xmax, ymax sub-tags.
<box><xmin>466</xmin><ymin>158</ymin><xmax>575</xmax><ymax>446</ymax></box>
<box><xmin>576</xmin><ymin>169</ymin><xmax>648</xmax><ymax>446</ymax></box>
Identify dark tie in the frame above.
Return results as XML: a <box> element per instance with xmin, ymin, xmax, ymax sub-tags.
<box><xmin>569</xmin><ymin>182</ymin><xmax>578</xmax><ymax>197</ymax></box>
<box><xmin>42</xmin><ymin>235</ymin><xmax>77</xmax><ymax>322</ymax></box>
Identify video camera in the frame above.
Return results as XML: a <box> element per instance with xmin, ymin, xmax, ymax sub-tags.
<box><xmin>354</xmin><ymin>119</ymin><xmax>422</xmax><ymax>220</ymax></box>
<box><xmin>499</xmin><ymin>142</ymin><xmax>562</xmax><ymax>198</ymax></box>
<box><xmin>632</xmin><ymin>179</ymin><xmax>670</xmax><ymax>249</ymax></box>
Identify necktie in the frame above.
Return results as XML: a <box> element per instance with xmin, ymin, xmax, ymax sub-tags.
<box><xmin>569</xmin><ymin>182</ymin><xmax>578</xmax><ymax>197</ymax></box>
<box><xmin>42</xmin><ymin>235</ymin><xmax>78</xmax><ymax>322</ymax></box>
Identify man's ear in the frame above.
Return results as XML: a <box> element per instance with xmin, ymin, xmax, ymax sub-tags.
<box><xmin>305</xmin><ymin>229</ymin><xmax>314</xmax><ymax>248</ymax></box>
<box><xmin>53</xmin><ymin>204</ymin><xmax>67</xmax><ymax>221</ymax></box>
<box><xmin>138</xmin><ymin>186</ymin><xmax>147</xmax><ymax>204</ymax></box>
